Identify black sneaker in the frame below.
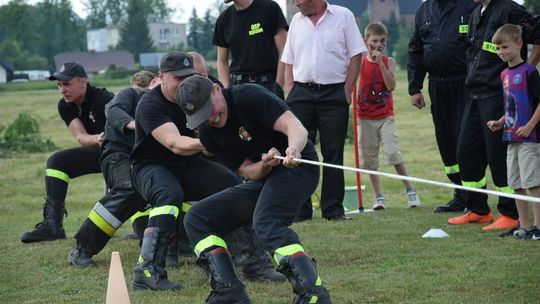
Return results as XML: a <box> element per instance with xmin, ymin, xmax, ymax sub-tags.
<box><xmin>433</xmin><ymin>202</ymin><xmax>466</xmax><ymax>213</ymax></box>
<box><xmin>499</xmin><ymin>227</ymin><xmax>519</xmax><ymax>238</ymax></box>
<box><xmin>21</xmin><ymin>223</ymin><xmax>66</xmax><ymax>243</ymax></box>
<box><xmin>528</xmin><ymin>227</ymin><xmax>540</xmax><ymax>241</ymax></box>
<box><xmin>512</xmin><ymin>227</ymin><xmax>529</xmax><ymax>240</ymax></box>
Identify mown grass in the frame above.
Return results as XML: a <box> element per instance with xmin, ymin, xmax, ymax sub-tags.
<box><xmin>0</xmin><ymin>70</ymin><xmax>538</xmax><ymax>303</ymax></box>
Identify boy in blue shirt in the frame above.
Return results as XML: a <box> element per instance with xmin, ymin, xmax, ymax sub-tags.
<box><xmin>487</xmin><ymin>24</ymin><xmax>540</xmax><ymax>240</ymax></box>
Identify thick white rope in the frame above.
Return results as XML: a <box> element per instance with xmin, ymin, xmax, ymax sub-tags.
<box><xmin>273</xmin><ymin>156</ymin><xmax>540</xmax><ymax>204</ymax></box>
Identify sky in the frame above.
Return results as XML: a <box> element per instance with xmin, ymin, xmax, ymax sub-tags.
<box><xmin>0</xmin><ymin>0</ymin><xmax>287</xmax><ymax>23</ymax></box>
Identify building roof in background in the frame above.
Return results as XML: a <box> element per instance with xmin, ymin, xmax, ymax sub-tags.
<box><xmin>53</xmin><ymin>51</ymin><xmax>136</xmax><ymax>74</ymax></box>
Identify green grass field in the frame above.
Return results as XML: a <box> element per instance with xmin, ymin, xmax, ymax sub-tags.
<box><xmin>0</xmin><ymin>70</ymin><xmax>538</xmax><ymax>303</ymax></box>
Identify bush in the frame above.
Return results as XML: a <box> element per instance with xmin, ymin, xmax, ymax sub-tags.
<box><xmin>0</xmin><ymin>113</ymin><xmax>57</xmax><ymax>157</ymax></box>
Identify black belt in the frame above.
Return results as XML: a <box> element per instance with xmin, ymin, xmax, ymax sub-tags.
<box><xmin>230</xmin><ymin>72</ymin><xmax>275</xmax><ymax>84</ymax></box>
<box><xmin>297</xmin><ymin>81</ymin><xmax>343</xmax><ymax>90</ymax></box>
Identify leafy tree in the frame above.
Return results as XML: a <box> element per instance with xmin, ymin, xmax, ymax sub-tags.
<box><xmin>0</xmin><ymin>39</ymin><xmax>48</xmax><ymax>70</ymax></box>
<box><xmin>117</xmin><ymin>0</ymin><xmax>155</xmax><ymax>62</ymax></box>
<box><xmin>358</xmin><ymin>11</ymin><xmax>370</xmax><ymax>35</ymax></box>
<box><xmin>200</xmin><ymin>10</ymin><xmax>215</xmax><ymax>58</ymax></box>
<box><xmin>524</xmin><ymin>0</ymin><xmax>540</xmax><ymax>14</ymax></box>
<box><xmin>382</xmin><ymin>12</ymin><xmax>399</xmax><ymax>56</ymax></box>
<box><xmin>35</xmin><ymin>0</ymin><xmax>86</xmax><ymax>70</ymax></box>
<box><xmin>394</xmin><ymin>26</ymin><xmax>412</xmax><ymax>70</ymax></box>
<box><xmin>145</xmin><ymin>0</ymin><xmax>173</xmax><ymax>22</ymax></box>
<box><xmin>84</xmin><ymin>0</ymin><xmax>108</xmax><ymax>28</ymax></box>
<box><xmin>0</xmin><ymin>1</ymin><xmax>40</xmax><ymax>54</ymax></box>
<box><xmin>187</xmin><ymin>8</ymin><xmax>203</xmax><ymax>52</ymax></box>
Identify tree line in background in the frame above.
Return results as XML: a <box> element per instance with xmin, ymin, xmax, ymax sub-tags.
<box><xmin>0</xmin><ymin>0</ymin><xmax>537</xmax><ymax>73</ymax></box>
<box><xmin>0</xmin><ymin>0</ymin><xmax>224</xmax><ymax>72</ymax></box>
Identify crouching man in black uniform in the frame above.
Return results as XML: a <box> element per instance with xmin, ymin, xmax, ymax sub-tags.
<box><xmin>129</xmin><ymin>51</ymin><xmax>282</xmax><ymax>291</ymax></box>
<box><xmin>67</xmin><ymin>71</ymin><xmax>158</xmax><ymax>267</ymax></box>
<box><xmin>21</xmin><ymin>62</ymin><xmax>114</xmax><ymax>243</ymax></box>
<box><xmin>177</xmin><ymin>75</ymin><xmax>333</xmax><ymax>303</ymax></box>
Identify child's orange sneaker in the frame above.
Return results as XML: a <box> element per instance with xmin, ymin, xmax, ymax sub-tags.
<box><xmin>448</xmin><ymin>211</ymin><xmax>493</xmax><ymax>225</ymax></box>
<box><xmin>481</xmin><ymin>214</ymin><xmax>518</xmax><ymax>231</ymax></box>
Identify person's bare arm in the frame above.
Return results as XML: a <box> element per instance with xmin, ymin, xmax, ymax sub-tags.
<box><xmin>272</xmin><ymin>111</ymin><xmax>307</xmax><ymax>167</ymax></box>
<box><xmin>216</xmin><ymin>46</ymin><xmax>231</xmax><ymax>87</ymax></box>
<box><xmin>274</xmin><ymin>28</ymin><xmax>288</xmax><ymax>88</ymax></box>
<box><xmin>151</xmin><ymin>122</ymin><xmax>205</xmax><ymax>155</ymax></box>
<box><xmin>377</xmin><ymin>55</ymin><xmax>396</xmax><ymax>91</ymax></box>
<box><xmin>344</xmin><ymin>54</ymin><xmax>361</xmax><ymax>104</ymax></box>
<box><xmin>516</xmin><ymin>97</ymin><xmax>540</xmax><ymax>137</ymax></box>
<box><xmin>283</xmin><ymin>63</ymin><xmax>294</xmax><ymax>98</ymax></box>
<box><xmin>67</xmin><ymin>118</ymin><xmax>103</xmax><ymax>147</ymax></box>
<box><xmin>237</xmin><ymin>148</ymin><xmax>281</xmax><ymax>181</ymax></box>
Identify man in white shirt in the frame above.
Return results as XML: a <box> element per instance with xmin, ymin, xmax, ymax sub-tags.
<box><xmin>282</xmin><ymin>0</ymin><xmax>367</xmax><ymax>221</ymax></box>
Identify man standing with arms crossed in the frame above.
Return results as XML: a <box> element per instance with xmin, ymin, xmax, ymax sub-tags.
<box><xmin>282</xmin><ymin>0</ymin><xmax>366</xmax><ymax>221</ymax></box>
<box><xmin>213</xmin><ymin>0</ymin><xmax>288</xmax><ymax>97</ymax></box>
<box><xmin>408</xmin><ymin>0</ymin><xmax>478</xmax><ymax>213</ymax></box>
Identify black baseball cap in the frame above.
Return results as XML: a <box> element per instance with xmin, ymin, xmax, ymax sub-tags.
<box><xmin>160</xmin><ymin>51</ymin><xmax>197</xmax><ymax>76</ymax></box>
<box><xmin>49</xmin><ymin>62</ymin><xmax>87</xmax><ymax>81</ymax></box>
<box><xmin>176</xmin><ymin>75</ymin><xmax>214</xmax><ymax>130</ymax></box>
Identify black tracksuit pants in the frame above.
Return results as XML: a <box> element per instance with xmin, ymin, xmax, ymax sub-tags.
<box><xmin>457</xmin><ymin>95</ymin><xmax>518</xmax><ymax>218</ymax></box>
<box><xmin>184</xmin><ymin>146</ymin><xmax>320</xmax><ymax>254</ymax></box>
<box><xmin>428</xmin><ymin>77</ymin><xmax>466</xmax><ymax>184</ymax></box>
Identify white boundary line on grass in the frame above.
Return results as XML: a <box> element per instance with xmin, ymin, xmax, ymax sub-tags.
<box><xmin>273</xmin><ymin>156</ymin><xmax>540</xmax><ymax>204</ymax></box>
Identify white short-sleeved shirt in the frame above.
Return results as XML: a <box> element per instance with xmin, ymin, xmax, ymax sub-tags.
<box><xmin>281</xmin><ymin>3</ymin><xmax>367</xmax><ymax>84</ymax></box>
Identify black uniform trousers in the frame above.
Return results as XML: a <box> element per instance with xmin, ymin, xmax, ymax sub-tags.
<box><xmin>184</xmin><ymin>146</ymin><xmax>319</xmax><ymax>254</ymax></box>
<box><xmin>74</xmin><ymin>152</ymin><xmax>147</xmax><ymax>254</ymax></box>
<box><xmin>231</xmin><ymin>76</ymin><xmax>284</xmax><ymax>99</ymax></box>
<box><xmin>131</xmin><ymin>156</ymin><xmax>241</xmax><ymax>234</ymax></box>
<box><xmin>286</xmin><ymin>82</ymin><xmax>348</xmax><ymax>219</ymax></box>
<box><xmin>45</xmin><ymin>146</ymin><xmax>102</xmax><ymax>201</ymax></box>
<box><xmin>428</xmin><ymin>77</ymin><xmax>466</xmax><ymax>184</ymax></box>
<box><xmin>457</xmin><ymin>95</ymin><xmax>518</xmax><ymax>218</ymax></box>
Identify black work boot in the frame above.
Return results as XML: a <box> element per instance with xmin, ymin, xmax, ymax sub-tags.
<box><xmin>132</xmin><ymin>227</ymin><xmax>182</xmax><ymax>291</ymax></box>
<box><xmin>277</xmin><ymin>252</ymin><xmax>333</xmax><ymax>304</ymax></box>
<box><xmin>198</xmin><ymin>247</ymin><xmax>251</xmax><ymax>304</ymax></box>
<box><xmin>227</xmin><ymin>226</ymin><xmax>286</xmax><ymax>282</ymax></box>
<box><xmin>68</xmin><ymin>241</ymin><xmax>96</xmax><ymax>267</ymax></box>
<box><xmin>165</xmin><ymin>236</ymin><xmax>179</xmax><ymax>269</ymax></box>
<box><xmin>21</xmin><ymin>198</ymin><xmax>67</xmax><ymax>243</ymax></box>
<box><xmin>433</xmin><ymin>189</ymin><xmax>467</xmax><ymax>213</ymax></box>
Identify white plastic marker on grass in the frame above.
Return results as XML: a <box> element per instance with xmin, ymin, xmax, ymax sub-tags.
<box><xmin>272</xmin><ymin>156</ymin><xmax>540</xmax><ymax>204</ymax></box>
<box><xmin>422</xmin><ymin>229</ymin><xmax>450</xmax><ymax>238</ymax></box>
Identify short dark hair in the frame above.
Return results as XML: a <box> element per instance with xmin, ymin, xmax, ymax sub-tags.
<box><xmin>130</xmin><ymin>71</ymin><xmax>156</xmax><ymax>88</ymax></box>
<box><xmin>492</xmin><ymin>24</ymin><xmax>522</xmax><ymax>45</ymax></box>
<box><xmin>364</xmin><ymin>22</ymin><xmax>388</xmax><ymax>40</ymax></box>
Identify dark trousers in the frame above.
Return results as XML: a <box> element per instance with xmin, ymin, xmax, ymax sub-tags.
<box><xmin>184</xmin><ymin>146</ymin><xmax>319</xmax><ymax>253</ymax></box>
<box><xmin>457</xmin><ymin>95</ymin><xmax>517</xmax><ymax>218</ymax></box>
<box><xmin>131</xmin><ymin>156</ymin><xmax>241</xmax><ymax>233</ymax></box>
<box><xmin>428</xmin><ymin>78</ymin><xmax>466</xmax><ymax>184</ymax></box>
<box><xmin>45</xmin><ymin>146</ymin><xmax>102</xmax><ymax>201</ymax></box>
<box><xmin>74</xmin><ymin>152</ymin><xmax>147</xmax><ymax>254</ymax></box>
<box><xmin>286</xmin><ymin>82</ymin><xmax>348</xmax><ymax>218</ymax></box>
